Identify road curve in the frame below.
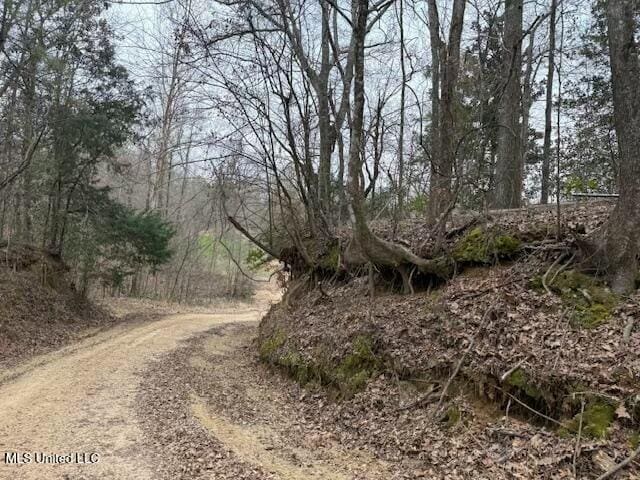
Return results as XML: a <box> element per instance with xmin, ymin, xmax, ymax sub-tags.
<box><xmin>0</xmin><ymin>302</ymin><xmax>270</xmax><ymax>480</ymax></box>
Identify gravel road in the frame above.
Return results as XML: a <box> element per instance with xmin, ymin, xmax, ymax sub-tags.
<box><xmin>0</xmin><ymin>288</ymin><xmax>276</xmax><ymax>480</ymax></box>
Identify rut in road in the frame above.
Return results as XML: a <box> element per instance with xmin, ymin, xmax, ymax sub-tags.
<box><xmin>137</xmin><ymin>323</ymin><xmax>393</xmax><ymax>480</ymax></box>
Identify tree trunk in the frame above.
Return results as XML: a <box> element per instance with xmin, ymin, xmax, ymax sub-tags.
<box><xmin>520</xmin><ymin>30</ymin><xmax>535</xmax><ymax>177</ymax></box>
<box><xmin>426</xmin><ymin>0</ymin><xmax>466</xmax><ymax>224</ymax></box>
<box><xmin>394</xmin><ymin>0</ymin><xmax>406</xmax><ymax>232</ymax></box>
<box><xmin>598</xmin><ymin>0</ymin><xmax>640</xmax><ymax>294</ymax></box>
<box><xmin>494</xmin><ymin>0</ymin><xmax>523</xmax><ymax>209</ymax></box>
<box><xmin>346</xmin><ymin>0</ymin><xmax>453</xmax><ymax>289</ymax></box>
<box><xmin>425</xmin><ymin>0</ymin><xmax>441</xmax><ymax>223</ymax></box>
<box><xmin>541</xmin><ymin>0</ymin><xmax>557</xmax><ymax>204</ymax></box>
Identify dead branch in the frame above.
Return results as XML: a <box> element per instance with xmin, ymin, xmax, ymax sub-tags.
<box><xmin>218</xmin><ymin>240</ymin><xmax>269</xmax><ymax>283</ymax></box>
<box><xmin>623</xmin><ymin>316</ymin><xmax>636</xmax><ymax>343</ymax></box>
<box><xmin>435</xmin><ymin>305</ymin><xmax>496</xmax><ymax>413</ymax></box>
<box><xmin>542</xmin><ymin>253</ymin><xmax>566</xmax><ymax>295</ymax></box>
<box><xmin>227</xmin><ymin>215</ymin><xmax>281</xmax><ymax>260</ymax></box>
<box><xmin>594</xmin><ymin>445</ymin><xmax>640</xmax><ymax>480</ymax></box>
<box><xmin>396</xmin><ymin>383</ymin><xmax>441</xmax><ymax>412</ymax></box>
<box><xmin>573</xmin><ymin>397</ymin><xmax>585</xmax><ymax>478</ymax></box>
<box><xmin>494</xmin><ymin>386</ymin><xmax>564</xmax><ymax>426</ymax></box>
<box><xmin>499</xmin><ymin>357</ymin><xmax>530</xmax><ymax>382</ymax></box>
<box><xmin>549</xmin><ymin>252</ymin><xmax>576</xmax><ymax>284</ymax></box>
<box><xmin>456</xmin><ymin>276</ymin><xmax>523</xmax><ymax>301</ymax></box>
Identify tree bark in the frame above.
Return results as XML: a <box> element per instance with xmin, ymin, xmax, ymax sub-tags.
<box><xmin>598</xmin><ymin>0</ymin><xmax>640</xmax><ymax>294</ymax></box>
<box><xmin>425</xmin><ymin>0</ymin><xmax>441</xmax><ymax>223</ymax></box>
<box><xmin>520</xmin><ymin>29</ymin><xmax>535</xmax><ymax>179</ymax></box>
<box><xmin>494</xmin><ymin>0</ymin><xmax>523</xmax><ymax>209</ymax></box>
<box><xmin>426</xmin><ymin>0</ymin><xmax>466</xmax><ymax>224</ymax></box>
<box><xmin>541</xmin><ymin>0</ymin><xmax>557</xmax><ymax>204</ymax></box>
<box><xmin>394</xmin><ymin>0</ymin><xmax>406</xmax><ymax>233</ymax></box>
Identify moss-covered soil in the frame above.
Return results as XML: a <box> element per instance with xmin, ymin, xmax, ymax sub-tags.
<box><xmin>258</xmin><ymin>203</ymin><xmax>640</xmax><ymax>478</ymax></box>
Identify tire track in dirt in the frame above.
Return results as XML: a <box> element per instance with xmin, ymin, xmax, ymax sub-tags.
<box><xmin>136</xmin><ymin>322</ymin><xmax>392</xmax><ymax>480</ymax></box>
<box><xmin>0</xmin><ymin>302</ymin><xmax>269</xmax><ymax>480</ymax></box>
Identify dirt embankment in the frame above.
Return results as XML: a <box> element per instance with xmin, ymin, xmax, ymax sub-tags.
<box><xmin>0</xmin><ymin>244</ymin><xmax>114</xmax><ymax>370</ymax></box>
<box><xmin>257</xmin><ymin>203</ymin><xmax>640</xmax><ymax>479</ymax></box>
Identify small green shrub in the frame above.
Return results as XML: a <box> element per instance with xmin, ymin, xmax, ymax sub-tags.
<box><xmin>245</xmin><ymin>248</ymin><xmax>266</xmax><ymax>270</ymax></box>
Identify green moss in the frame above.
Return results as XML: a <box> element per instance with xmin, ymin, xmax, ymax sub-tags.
<box><xmin>562</xmin><ymin>401</ymin><xmax>615</xmax><ymax>439</ymax></box>
<box><xmin>505</xmin><ymin>368</ymin><xmax>543</xmax><ymax>400</ymax></box>
<box><xmin>493</xmin><ymin>235</ymin><xmax>522</xmax><ymax>255</ymax></box>
<box><xmin>529</xmin><ymin>275</ymin><xmax>544</xmax><ymax>291</ymax></box>
<box><xmin>630</xmin><ymin>432</ymin><xmax>640</xmax><ymax>449</ymax></box>
<box><xmin>552</xmin><ymin>271</ymin><xmax>618</xmax><ymax>329</ymax></box>
<box><xmin>259</xmin><ymin>331</ymin><xmax>286</xmax><ymax>360</ymax></box>
<box><xmin>553</xmin><ymin>270</ymin><xmax>598</xmax><ymax>291</ymax></box>
<box><xmin>334</xmin><ymin>335</ymin><xmax>381</xmax><ymax>398</ymax></box>
<box><xmin>452</xmin><ymin>228</ymin><xmax>487</xmax><ymax>263</ymax></box>
<box><xmin>572</xmin><ymin>304</ymin><xmax>612</xmax><ymax>328</ymax></box>
<box><xmin>265</xmin><ymin>335</ymin><xmax>381</xmax><ymax>398</ymax></box>
<box><xmin>452</xmin><ymin>227</ymin><xmax>521</xmax><ymax>264</ymax></box>
<box><xmin>318</xmin><ymin>243</ymin><xmax>340</xmax><ymax>271</ymax></box>
<box><xmin>582</xmin><ymin>403</ymin><xmax>615</xmax><ymax>438</ymax></box>
<box><xmin>444</xmin><ymin>405</ymin><xmax>462</xmax><ymax>427</ymax></box>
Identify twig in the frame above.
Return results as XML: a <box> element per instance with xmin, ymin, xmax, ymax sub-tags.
<box><xmin>494</xmin><ymin>386</ymin><xmax>564</xmax><ymax>426</ymax></box>
<box><xmin>553</xmin><ymin>308</ymin><xmax>572</xmax><ymax>370</ymax></box>
<box><xmin>435</xmin><ymin>305</ymin><xmax>496</xmax><ymax>413</ymax></box>
<box><xmin>594</xmin><ymin>445</ymin><xmax>640</xmax><ymax>480</ymax></box>
<box><xmin>395</xmin><ymin>385</ymin><xmax>441</xmax><ymax>412</ymax></box>
<box><xmin>500</xmin><ymin>357</ymin><xmax>530</xmax><ymax>383</ymax></box>
<box><xmin>456</xmin><ymin>276</ymin><xmax>523</xmax><ymax>301</ymax></box>
<box><xmin>623</xmin><ymin>317</ymin><xmax>636</xmax><ymax>344</ymax></box>
<box><xmin>542</xmin><ymin>253</ymin><xmax>566</xmax><ymax>295</ymax></box>
<box><xmin>573</xmin><ymin>397</ymin><xmax>585</xmax><ymax>479</ymax></box>
<box><xmin>549</xmin><ymin>252</ymin><xmax>576</xmax><ymax>284</ymax></box>
<box><xmin>567</xmin><ymin>391</ymin><xmax>620</xmax><ymax>403</ymax></box>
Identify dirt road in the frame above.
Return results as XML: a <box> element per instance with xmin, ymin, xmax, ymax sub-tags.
<box><xmin>0</xmin><ymin>291</ymin><xmax>276</xmax><ymax>480</ymax></box>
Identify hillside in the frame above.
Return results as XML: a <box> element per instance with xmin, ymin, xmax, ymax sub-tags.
<box><xmin>0</xmin><ymin>243</ymin><xmax>113</xmax><ymax>369</ymax></box>
<box><xmin>258</xmin><ymin>202</ymin><xmax>640</xmax><ymax>479</ymax></box>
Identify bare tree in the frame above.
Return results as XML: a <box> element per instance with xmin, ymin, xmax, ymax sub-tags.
<box><xmin>540</xmin><ymin>0</ymin><xmax>557</xmax><ymax>205</ymax></box>
<box><xmin>426</xmin><ymin>0</ymin><xmax>466</xmax><ymax>225</ymax></box>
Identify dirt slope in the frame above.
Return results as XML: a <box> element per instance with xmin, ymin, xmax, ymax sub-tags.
<box><xmin>257</xmin><ymin>202</ymin><xmax>640</xmax><ymax>479</ymax></box>
<box><xmin>0</xmin><ymin>245</ymin><xmax>112</xmax><ymax>368</ymax></box>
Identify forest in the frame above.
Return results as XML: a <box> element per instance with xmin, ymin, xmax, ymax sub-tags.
<box><xmin>1</xmin><ymin>0</ymin><xmax>638</xmax><ymax>299</ymax></box>
<box><xmin>1</xmin><ymin>0</ymin><xmax>640</xmax><ymax>478</ymax></box>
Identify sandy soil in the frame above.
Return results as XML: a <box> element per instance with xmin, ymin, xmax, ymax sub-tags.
<box><xmin>0</xmin><ymin>284</ymin><xmax>280</xmax><ymax>480</ymax></box>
